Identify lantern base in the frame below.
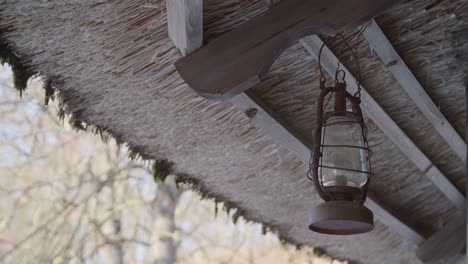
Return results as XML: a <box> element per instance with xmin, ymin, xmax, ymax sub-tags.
<box><xmin>309</xmin><ymin>201</ymin><xmax>373</xmax><ymax>235</ymax></box>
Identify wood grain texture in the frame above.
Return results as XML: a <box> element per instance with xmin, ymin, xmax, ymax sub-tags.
<box><xmin>300</xmin><ymin>35</ymin><xmax>466</xmax><ymax>210</ymax></box>
<box><xmin>264</xmin><ymin>0</ymin><xmax>281</xmax><ymax>7</ymax></box>
<box><xmin>175</xmin><ymin>0</ymin><xmax>399</xmax><ymax>100</ymax></box>
<box><xmin>364</xmin><ymin>19</ymin><xmax>466</xmax><ymax>163</ymax></box>
<box><xmin>166</xmin><ymin>0</ymin><xmax>203</xmax><ymax>56</ymax></box>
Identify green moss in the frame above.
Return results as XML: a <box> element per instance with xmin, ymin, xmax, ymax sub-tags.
<box><xmin>232</xmin><ymin>210</ymin><xmax>241</xmax><ymax>224</ymax></box>
<box><xmin>214</xmin><ymin>201</ymin><xmax>219</xmax><ymax>218</ymax></box>
<box><xmin>223</xmin><ymin>201</ymin><xmax>235</xmax><ymax>216</ymax></box>
<box><xmin>44</xmin><ymin>78</ymin><xmax>55</xmax><ymax>106</ymax></box>
<box><xmin>71</xmin><ymin>120</ymin><xmax>85</xmax><ymax>131</ymax></box>
<box><xmin>57</xmin><ymin>107</ymin><xmax>66</xmax><ymax>122</ymax></box>
<box><xmin>280</xmin><ymin>237</ymin><xmax>289</xmax><ymax>247</ymax></box>
<box><xmin>174</xmin><ymin>174</ymin><xmax>200</xmax><ymax>188</ymax></box>
<box><xmin>152</xmin><ymin>160</ymin><xmax>174</xmax><ymax>183</ymax></box>
<box><xmin>0</xmin><ymin>36</ymin><xmax>34</xmax><ymax>95</ymax></box>
<box><xmin>313</xmin><ymin>247</ymin><xmax>326</xmax><ymax>257</ymax></box>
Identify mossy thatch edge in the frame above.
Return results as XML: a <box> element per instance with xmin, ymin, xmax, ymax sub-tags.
<box><xmin>0</xmin><ymin>33</ymin><xmax>33</xmax><ymax>96</ymax></box>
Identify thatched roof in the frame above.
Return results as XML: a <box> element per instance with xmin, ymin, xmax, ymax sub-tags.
<box><xmin>0</xmin><ymin>0</ymin><xmax>466</xmax><ymax>263</ymax></box>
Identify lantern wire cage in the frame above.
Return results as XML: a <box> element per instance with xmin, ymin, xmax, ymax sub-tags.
<box><xmin>306</xmin><ymin>25</ymin><xmax>373</xmax><ymax>203</ymax></box>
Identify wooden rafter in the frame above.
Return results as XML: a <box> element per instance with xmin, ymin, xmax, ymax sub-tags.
<box><xmin>364</xmin><ymin>19</ymin><xmax>467</xmax><ymax>163</ymax></box>
<box><xmin>175</xmin><ymin>0</ymin><xmax>400</xmax><ymax>101</ymax></box>
<box><xmin>300</xmin><ymin>35</ymin><xmax>466</xmax><ymax>210</ymax></box>
<box><xmin>456</xmin><ymin>256</ymin><xmax>467</xmax><ymax>264</ymax></box>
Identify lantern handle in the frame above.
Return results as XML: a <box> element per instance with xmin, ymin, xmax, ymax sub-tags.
<box><xmin>318</xmin><ymin>38</ymin><xmax>333</xmax><ymax>90</ymax></box>
<box><xmin>335</xmin><ymin>24</ymin><xmax>367</xmax><ymax>99</ymax></box>
<box><xmin>335</xmin><ymin>70</ymin><xmax>346</xmax><ymax>84</ymax></box>
<box><xmin>317</xmin><ymin>25</ymin><xmax>367</xmax><ymax>98</ymax></box>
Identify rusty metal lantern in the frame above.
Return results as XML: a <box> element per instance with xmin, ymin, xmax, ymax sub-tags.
<box><xmin>308</xmin><ymin>81</ymin><xmax>373</xmax><ymax>235</ymax></box>
<box><xmin>307</xmin><ymin>30</ymin><xmax>374</xmax><ymax>235</ymax></box>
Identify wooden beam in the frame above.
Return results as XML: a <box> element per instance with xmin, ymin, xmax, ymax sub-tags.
<box><xmin>456</xmin><ymin>256</ymin><xmax>466</xmax><ymax>264</ymax></box>
<box><xmin>455</xmin><ymin>28</ymin><xmax>468</xmax><ymax>260</ymax></box>
<box><xmin>166</xmin><ymin>0</ymin><xmax>203</xmax><ymax>56</ymax></box>
<box><xmin>175</xmin><ymin>0</ymin><xmax>400</xmax><ymax>101</ymax></box>
<box><xmin>365</xmin><ymin>197</ymin><xmax>425</xmax><ymax>243</ymax></box>
<box><xmin>363</xmin><ymin>19</ymin><xmax>466</xmax><ymax>163</ymax></box>
<box><xmin>264</xmin><ymin>0</ymin><xmax>281</xmax><ymax>7</ymax></box>
<box><xmin>300</xmin><ymin>35</ymin><xmax>466</xmax><ymax>210</ymax></box>
<box><xmin>228</xmin><ymin>92</ymin><xmax>425</xmax><ymax>244</ymax></box>
<box><xmin>416</xmin><ymin>213</ymin><xmax>466</xmax><ymax>262</ymax></box>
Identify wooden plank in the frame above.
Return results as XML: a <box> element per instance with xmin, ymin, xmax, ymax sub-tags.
<box><xmin>300</xmin><ymin>35</ymin><xmax>466</xmax><ymax>210</ymax></box>
<box><xmin>364</xmin><ymin>19</ymin><xmax>466</xmax><ymax>163</ymax></box>
<box><xmin>425</xmin><ymin>166</ymin><xmax>466</xmax><ymax>210</ymax></box>
<box><xmin>456</xmin><ymin>256</ymin><xmax>466</xmax><ymax>264</ymax></box>
<box><xmin>459</xmin><ymin>31</ymin><xmax>468</xmax><ymax>262</ymax></box>
<box><xmin>166</xmin><ymin>0</ymin><xmax>203</xmax><ymax>56</ymax></box>
<box><xmin>264</xmin><ymin>0</ymin><xmax>281</xmax><ymax>7</ymax></box>
<box><xmin>365</xmin><ymin>198</ymin><xmax>425</xmax><ymax>243</ymax></box>
<box><xmin>228</xmin><ymin>92</ymin><xmax>425</xmax><ymax>244</ymax></box>
<box><xmin>416</xmin><ymin>213</ymin><xmax>466</xmax><ymax>262</ymax></box>
<box><xmin>175</xmin><ymin>0</ymin><xmax>400</xmax><ymax>100</ymax></box>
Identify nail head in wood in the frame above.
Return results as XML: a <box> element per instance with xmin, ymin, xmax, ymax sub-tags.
<box><xmin>245</xmin><ymin>108</ymin><xmax>258</xmax><ymax>118</ymax></box>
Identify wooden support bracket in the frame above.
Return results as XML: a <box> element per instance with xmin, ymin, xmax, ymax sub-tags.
<box><xmin>175</xmin><ymin>0</ymin><xmax>399</xmax><ymax>101</ymax></box>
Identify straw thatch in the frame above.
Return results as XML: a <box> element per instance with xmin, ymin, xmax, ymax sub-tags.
<box><xmin>0</xmin><ymin>0</ymin><xmax>466</xmax><ymax>263</ymax></box>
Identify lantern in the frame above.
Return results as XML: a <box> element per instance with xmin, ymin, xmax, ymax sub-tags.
<box><xmin>308</xmin><ymin>82</ymin><xmax>373</xmax><ymax>235</ymax></box>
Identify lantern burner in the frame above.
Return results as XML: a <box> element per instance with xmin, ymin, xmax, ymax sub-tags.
<box><xmin>309</xmin><ymin>201</ymin><xmax>373</xmax><ymax>235</ymax></box>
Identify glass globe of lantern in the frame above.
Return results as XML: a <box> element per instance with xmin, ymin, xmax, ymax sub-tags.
<box><xmin>320</xmin><ymin>115</ymin><xmax>369</xmax><ymax>189</ymax></box>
